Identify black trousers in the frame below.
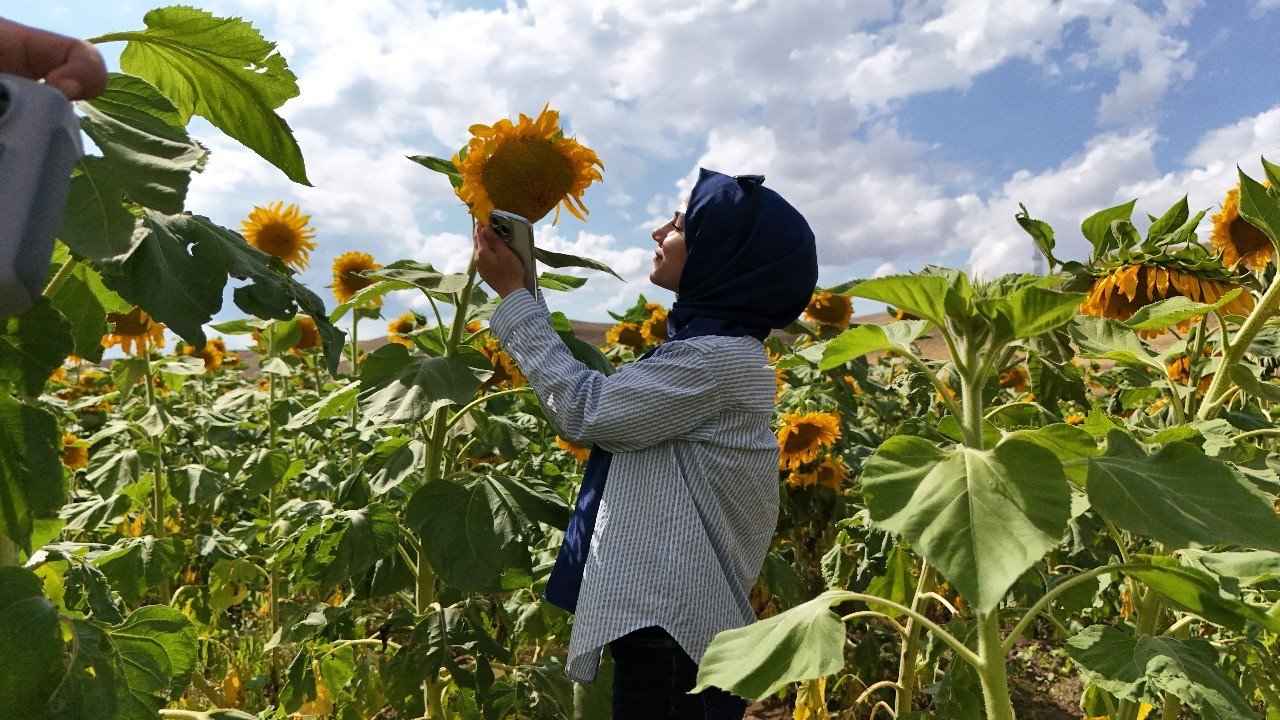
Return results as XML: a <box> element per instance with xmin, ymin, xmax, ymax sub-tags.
<box><xmin>607</xmin><ymin>626</ymin><xmax>750</xmax><ymax>720</ymax></box>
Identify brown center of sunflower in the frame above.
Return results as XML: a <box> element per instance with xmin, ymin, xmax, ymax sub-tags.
<box><xmin>1229</xmin><ymin>215</ymin><xmax>1273</xmax><ymax>260</ymax></box>
<box><xmin>783</xmin><ymin>422</ymin><xmax>824</xmax><ymax>455</ymax></box>
<box><xmin>482</xmin><ymin>138</ymin><xmax>575</xmax><ymax>222</ymax></box>
<box><xmin>253</xmin><ymin>221</ymin><xmax>303</xmax><ymax>259</ymax></box>
<box><xmin>393</xmin><ymin>319</ymin><xmax>414</xmax><ymax>334</ymax></box>
<box><xmin>107</xmin><ymin>308</ymin><xmax>150</xmax><ymax>336</ymax></box>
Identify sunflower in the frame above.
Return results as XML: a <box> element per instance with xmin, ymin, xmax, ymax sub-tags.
<box><xmin>1065</xmin><ymin>412</ymin><xmax>1086</xmax><ymax>426</ymax></box>
<box><xmin>1079</xmin><ymin>263</ymin><xmax>1255</xmax><ymax>338</ymax></box>
<box><xmin>388</xmin><ymin>312</ymin><xmax>418</xmax><ymax>348</ymax></box>
<box><xmin>1211</xmin><ymin>186</ymin><xmax>1275</xmax><ymax>272</ymax></box>
<box><xmin>556</xmin><ymin>436</ymin><xmax>592</xmax><ymax>463</ymax></box>
<box><xmin>179</xmin><ymin>337</ymin><xmax>226</xmax><ymax>373</ymax></box>
<box><xmin>1166</xmin><ymin>350</ymin><xmax>1213</xmax><ymax>391</ymax></box>
<box><xmin>61</xmin><ymin>433</ymin><xmax>87</xmax><ymax>470</ymax></box>
<box><xmin>453</xmin><ymin>104</ymin><xmax>604</xmax><ymax>225</ymax></box>
<box><xmin>605</xmin><ymin>321</ymin><xmax>646</xmax><ymax>349</ymax></box>
<box><xmin>777</xmin><ymin>411</ymin><xmax>841</xmax><ymax>468</ymax></box>
<box><xmin>784</xmin><ymin>467</ymin><xmax>817</xmax><ymax>490</ymax></box>
<box><xmin>998</xmin><ymin>366</ymin><xmax>1030</xmax><ymax>392</ymax></box>
<box><xmin>813</xmin><ymin>455</ymin><xmax>848</xmax><ymax>491</ymax></box>
<box><xmin>640</xmin><ymin>306</ymin><xmax>669</xmax><ymax>345</ymax></box>
<box><xmin>332</xmin><ymin>252</ymin><xmax>382</xmax><ymax>305</ymax></box>
<box><xmin>241</xmin><ymin>201</ymin><xmax>317</xmax><ymax>271</ymax></box>
<box><xmin>465</xmin><ymin>320</ymin><xmax>484</xmax><ymax>334</ymax></box>
<box><xmin>477</xmin><ymin>336</ymin><xmax>526</xmax><ymax>389</ymax></box>
<box><xmin>294</xmin><ymin>316</ymin><xmax>321</xmax><ymax>353</ymax></box>
<box><xmin>804</xmin><ymin>291</ymin><xmax>853</xmax><ymax>330</ymax></box>
<box><xmin>102</xmin><ymin>308</ymin><xmax>165</xmax><ymax>356</ymax></box>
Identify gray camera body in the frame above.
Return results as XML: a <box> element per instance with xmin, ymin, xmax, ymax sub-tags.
<box><xmin>0</xmin><ymin>73</ymin><xmax>83</xmax><ymax>316</ymax></box>
<box><xmin>488</xmin><ymin>210</ymin><xmax>539</xmax><ymax>295</ymax></box>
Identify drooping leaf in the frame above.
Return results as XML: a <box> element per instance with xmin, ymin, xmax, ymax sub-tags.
<box><xmin>860</xmin><ymin>436</ymin><xmax>1072</xmax><ymax>613</ymax></box>
<box><xmin>1237</xmin><ymin>166</ymin><xmax>1280</xmax><ymax>251</ymax></box>
<box><xmin>0</xmin><ymin>397</ymin><xmax>66</xmax><ymax>554</ymax></box>
<box><xmin>1015</xmin><ymin>203</ymin><xmax>1056</xmax><ymax>264</ymax></box>
<box><xmin>1179</xmin><ymin>549</ymin><xmax>1280</xmax><ymax>588</ymax></box>
<box><xmin>692</xmin><ymin>590</ymin><xmax>853</xmax><ymax>701</ymax></box>
<box><xmin>847</xmin><ymin>275</ymin><xmax>950</xmax><ymax>327</ymax></box>
<box><xmin>1087</xmin><ymin>432</ymin><xmax>1280</xmax><ymax>551</ymax></box>
<box><xmin>1065</xmin><ymin>626</ymin><xmax>1256</xmax><ymax>720</ymax></box>
<box><xmin>58</xmin><ymin>158</ymin><xmax>140</xmax><ymax>264</ymax></box>
<box><xmin>76</xmin><ymin>73</ymin><xmax>208</xmax><ymax>213</ymax></box>
<box><xmin>359</xmin><ymin>352</ymin><xmax>488</xmax><ymax>426</ymax></box>
<box><xmin>113</xmin><ymin>6</ymin><xmax>309</xmax><ymax>184</ymax></box>
<box><xmin>0</xmin><ymin>567</ymin><xmax>64</xmax><ymax>718</ymax></box>
<box><xmin>1123</xmin><ymin>291</ymin><xmax>1242</xmax><ymax>332</ymax></box>
<box><xmin>533</xmin><ymin>247</ymin><xmax>623</xmax><ymax>281</ymax></box>
<box><xmin>0</xmin><ymin>298</ymin><xmax>74</xmax><ymax>396</ymax></box>
<box><xmin>1125</xmin><ymin>555</ymin><xmax>1279</xmax><ymax>633</ymax></box>
<box><xmin>548</xmin><ymin>312</ymin><xmax>613</xmax><ymax>375</ymax></box>
<box><xmin>47</xmin><ymin>260</ymin><xmax>130</xmax><ymax>363</ymax></box>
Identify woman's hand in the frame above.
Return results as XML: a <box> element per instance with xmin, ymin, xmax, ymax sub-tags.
<box><xmin>473</xmin><ymin>224</ymin><xmax>527</xmax><ymax>298</ymax></box>
<box><xmin>0</xmin><ymin>18</ymin><xmax>108</xmax><ymax>100</ymax></box>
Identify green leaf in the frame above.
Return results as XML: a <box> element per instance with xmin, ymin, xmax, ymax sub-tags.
<box><xmin>1123</xmin><ymin>291</ymin><xmax>1242</xmax><ymax>332</ymax></box>
<box><xmin>368</xmin><ymin>439</ymin><xmax>425</xmax><ymax>495</ymax></box>
<box><xmin>359</xmin><ymin>352</ymin><xmax>488</xmax><ymax>426</ymax></box>
<box><xmin>863</xmin><ymin>545</ymin><xmax>915</xmax><ymax>618</ymax></box>
<box><xmin>860</xmin><ymin>436</ymin><xmax>1072</xmax><ymax>614</ymax></box>
<box><xmin>0</xmin><ymin>567</ymin><xmax>64</xmax><ymax>717</ymax></box>
<box><xmin>0</xmin><ymin>397</ymin><xmax>66</xmax><ymax>554</ymax></box>
<box><xmin>364</xmin><ymin>260</ymin><xmax>472</xmax><ymax>295</ymax></box>
<box><xmin>548</xmin><ymin>312</ymin><xmax>614</xmax><ymax>375</ymax></box>
<box><xmin>983</xmin><ymin>286</ymin><xmax>1084</xmax><ymax>343</ymax></box>
<box><xmin>692</xmin><ymin>589</ymin><xmax>853</xmax><ymax>701</ymax></box>
<box><xmin>538</xmin><ymin>271</ymin><xmax>588</xmax><ymax>291</ymax></box>
<box><xmin>95</xmin><ymin>537</ymin><xmax>184</xmax><ymax>605</ymax></box>
<box><xmin>1081</xmin><ymin>199</ymin><xmax>1138</xmax><ymax>254</ymax></box>
<box><xmin>1070</xmin><ymin>316</ymin><xmax>1162</xmax><ymax>371</ymax></box>
<box><xmin>48</xmin><ymin>261</ymin><xmax>129</xmax><ymax>363</ymax></box>
<box><xmin>1237</xmin><ymin>166</ymin><xmax>1280</xmax><ymax>250</ymax></box>
<box><xmin>847</xmin><ymin>275</ymin><xmax>950</xmax><ymax>327</ymax></box>
<box><xmin>1146</xmin><ymin>196</ymin><xmax>1190</xmax><ymax>242</ymax></box>
<box><xmin>0</xmin><ymin>299</ymin><xmax>74</xmax><ymax>396</ymax></box>
<box><xmin>1180</xmin><ymin>549</ymin><xmax>1280</xmax><ymax>587</ymax></box>
<box><xmin>320</xmin><ymin>504</ymin><xmax>399</xmax><ymax>588</ymax></box>
<box><xmin>105</xmin><ymin>606</ymin><xmax>200</xmax><ymax>718</ymax></box>
<box><xmin>533</xmin><ymin>247</ymin><xmax>624</xmax><ymax>281</ymax></box>
<box><xmin>59</xmin><ymin>494</ymin><xmax>134</xmax><ymax>532</ymax></box>
<box><xmin>385</xmin><ymin>605</ymin><xmax>510</xmax><ymax>714</ymax></box>
<box><xmin>1126</xmin><ymin>555</ymin><xmax>1279</xmax><ymax>633</ymax></box>
<box><xmin>1065</xmin><ymin>626</ymin><xmax>1256</xmax><ymax>720</ymax></box>
<box><xmin>58</xmin><ymin>158</ymin><xmax>141</xmax><ymax>264</ymax></box>
<box><xmin>818</xmin><ymin>320</ymin><xmax>930</xmax><ymax>370</ymax></box>
<box><xmin>406</xmin><ymin>474</ymin><xmax>568</xmax><ymax>593</ymax></box>
<box><xmin>406</xmin><ymin>154</ymin><xmax>462</xmax><ymax>188</ymax></box>
<box><xmin>1227</xmin><ymin>365</ymin><xmax>1280</xmax><ymax>403</ymax></box>
<box><xmin>1005</xmin><ymin>423</ymin><xmax>1099</xmax><ymax>487</ymax></box>
<box><xmin>1087</xmin><ymin>431</ymin><xmax>1280</xmax><ymax>551</ymax></box>
<box><xmin>77</xmin><ymin>73</ymin><xmax>207</xmax><ymax>214</ymax></box>
<box><xmin>1015</xmin><ymin>203</ymin><xmax>1056</xmax><ymax>264</ymax></box>
<box><xmin>283</xmin><ymin>382</ymin><xmax>359</xmax><ymax>431</ymax></box>
<box><xmin>114</xmin><ymin>6</ymin><xmax>309</xmax><ymax>184</ymax></box>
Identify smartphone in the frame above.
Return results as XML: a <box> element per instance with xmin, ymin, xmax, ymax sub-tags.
<box><xmin>488</xmin><ymin>210</ymin><xmax>538</xmax><ymax>295</ymax></box>
<box><xmin>0</xmin><ymin>73</ymin><xmax>83</xmax><ymax>317</ymax></box>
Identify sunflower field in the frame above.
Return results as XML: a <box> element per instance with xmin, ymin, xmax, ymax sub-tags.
<box><xmin>3</xmin><ymin>6</ymin><xmax>1280</xmax><ymax>720</ymax></box>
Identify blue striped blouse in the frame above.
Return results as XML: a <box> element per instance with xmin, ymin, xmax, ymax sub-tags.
<box><xmin>490</xmin><ymin>288</ymin><xmax>780</xmax><ymax>683</ymax></box>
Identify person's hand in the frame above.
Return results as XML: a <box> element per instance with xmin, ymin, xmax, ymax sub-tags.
<box><xmin>0</xmin><ymin>18</ymin><xmax>108</xmax><ymax>100</ymax></box>
<box><xmin>473</xmin><ymin>224</ymin><xmax>527</xmax><ymax>298</ymax></box>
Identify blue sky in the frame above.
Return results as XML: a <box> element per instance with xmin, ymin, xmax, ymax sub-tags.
<box><xmin>9</xmin><ymin>0</ymin><xmax>1280</xmax><ymax>333</ymax></box>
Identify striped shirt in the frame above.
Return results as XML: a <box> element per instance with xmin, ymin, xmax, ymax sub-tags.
<box><xmin>490</xmin><ymin>288</ymin><xmax>780</xmax><ymax>683</ymax></box>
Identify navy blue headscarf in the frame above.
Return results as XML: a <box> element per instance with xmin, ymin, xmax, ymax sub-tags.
<box><xmin>543</xmin><ymin>168</ymin><xmax>819</xmax><ymax>613</ymax></box>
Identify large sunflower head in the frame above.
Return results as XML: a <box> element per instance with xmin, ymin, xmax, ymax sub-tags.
<box><xmin>179</xmin><ymin>337</ymin><xmax>226</xmax><ymax>373</ymax></box>
<box><xmin>998</xmin><ymin>366</ymin><xmax>1030</xmax><ymax>392</ymax></box>
<box><xmin>1079</xmin><ymin>262</ymin><xmax>1255</xmax><ymax>338</ymax></box>
<box><xmin>294</xmin><ymin>316</ymin><xmax>321</xmax><ymax>353</ymax></box>
<box><xmin>640</xmin><ymin>306</ymin><xmax>669</xmax><ymax>346</ymax></box>
<box><xmin>61</xmin><ymin>433</ymin><xmax>88</xmax><ymax>471</ymax></box>
<box><xmin>102</xmin><ymin>308</ymin><xmax>165</xmax><ymax>356</ymax></box>
<box><xmin>1211</xmin><ymin>185</ymin><xmax>1275</xmax><ymax>272</ymax></box>
<box><xmin>453</xmin><ymin>104</ymin><xmax>604</xmax><ymax>225</ymax></box>
<box><xmin>241</xmin><ymin>201</ymin><xmax>317</xmax><ymax>271</ymax></box>
<box><xmin>813</xmin><ymin>455</ymin><xmax>848</xmax><ymax>491</ymax></box>
<box><xmin>777</xmin><ymin>411</ymin><xmax>841</xmax><ymax>469</ymax></box>
<box><xmin>388</xmin><ymin>312</ymin><xmax>419</xmax><ymax>348</ymax></box>
<box><xmin>477</xmin><ymin>336</ymin><xmax>526</xmax><ymax>390</ymax></box>
<box><xmin>804</xmin><ymin>291</ymin><xmax>853</xmax><ymax>330</ymax></box>
<box><xmin>605</xmin><ymin>321</ymin><xmax>646</xmax><ymax>349</ymax></box>
<box><xmin>332</xmin><ymin>252</ymin><xmax>382</xmax><ymax>305</ymax></box>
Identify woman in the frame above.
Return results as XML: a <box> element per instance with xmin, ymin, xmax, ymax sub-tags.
<box><xmin>473</xmin><ymin>168</ymin><xmax>818</xmax><ymax>719</ymax></box>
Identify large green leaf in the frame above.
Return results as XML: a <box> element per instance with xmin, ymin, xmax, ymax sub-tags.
<box><xmin>1123</xmin><ymin>291</ymin><xmax>1242</xmax><ymax>332</ymax></box>
<box><xmin>1070</xmin><ymin>315</ymin><xmax>1163</xmax><ymax>371</ymax></box>
<box><xmin>1180</xmin><ymin>549</ymin><xmax>1280</xmax><ymax>587</ymax></box>
<box><xmin>77</xmin><ymin>73</ymin><xmax>207</xmax><ymax>214</ymax></box>
<box><xmin>0</xmin><ymin>299</ymin><xmax>74</xmax><ymax>396</ymax></box>
<box><xmin>94</xmin><ymin>536</ymin><xmax>184</xmax><ymax>605</ymax></box>
<box><xmin>1065</xmin><ymin>626</ymin><xmax>1256</xmax><ymax>720</ymax></box>
<box><xmin>364</xmin><ymin>260</ymin><xmax>471</xmax><ymax>295</ymax></box>
<box><xmin>819</xmin><ymin>320</ymin><xmax>930</xmax><ymax>370</ymax></box>
<box><xmin>112</xmin><ymin>6</ymin><xmax>309</xmax><ymax>184</ymax></box>
<box><xmin>860</xmin><ymin>436</ymin><xmax>1072</xmax><ymax>613</ymax></box>
<box><xmin>1005</xmin><ymin>423</ymin><xmax>1099</xmax><ymax>488</ymax></box>
<box><xmin>58</xmin><ymin>158</ymin><xmax>141</xmax><ymax>264</ymax></box>
<box><xmin>1126</xmin><ymin>555</ymin><xmax>1279</xmax><ymax>633</ymax></box>
<box><xmin>359</xmin><ymin>352</ymin><xmax>488</xmax><ymax>426</ymax></box>
<box><xmin>406</xmin><ymin>474</ymin><xmax>567</xmax><ymax>593</ymax></box>
<box><xmin>0</xmin><ymin>567</ymin><xmax>64</xmax><ymax>718</ymax></box>
<box><xmin>275</xmin><ymin>504</ymin><xmax>399</xmax><ymax>590</ymax></box>
<box><xmin>692</xmin><ymin>590</ymin><xmax>852</xmax><ymax>701</ymax></box>
<box><xmin>0</xmin><ymin>397</ymin><xmax>66</xmax><ymax>554</ymax></box>
<box><xmin>847</xmin><ymin>275</ymin><xmax>950</xmax><ymax>327</ymax></box>
<box><xmin>534</xmin><ymin>247</ymin><xmax>623</xmax><ymax>281</ymax></box>
<box><xmin>1087</xmin><ymin>432</ymin><xmax>1280</xmax><ymax>551</ymax></box>
<box><xmin>548</xmin><ymin>312</ymin><xmax>613</xmax><ymax>375</ymax></box>
<box><xmin>1237</xmin><ymin>167</ymin><xmax>1280</xmax><ymax>250</ymax></box>
<box><xmin>385</xmin><ymin>605</ymin><xmax>510</xmax><ymax>714</ymax></box>
<box><xmin>983</xmin><ymin>286</ymin><xmax>1084</xmax><ymax>342</ymax></box>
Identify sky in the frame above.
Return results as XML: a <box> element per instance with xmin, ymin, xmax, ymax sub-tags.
<box><xmin>11</xmin><ymin>0</ymin><xmax>1280</xmax><ymax>331</ymax></box>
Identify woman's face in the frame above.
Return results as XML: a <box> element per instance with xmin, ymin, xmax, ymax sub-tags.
<box><xmin>649</xmin><ymin>210</ymin><xmax>688</xmax><ymax>292</ymax></box>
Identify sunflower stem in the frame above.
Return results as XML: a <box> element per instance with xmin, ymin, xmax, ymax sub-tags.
<box><xmin>141</xmin><ymin>345</ymin><xmax>171</xmax><ymax>602</ymax></box>
<box><xmin>42</xmin><ymin>257</ymin><xmax>79</xmax><ymax>298</ymax></box>
<box><xmin>1197</xmin><ymin>271</ymin><xmax>1280</xmax><ymax>421</ymax></box>
<box><xmin>894</xmin><ymin>562</ymin><xmax>934</xmax><ymax>715</ymax></box>
<box><xmin>267</xmin><ymin>371</ymin><xmax>281</xmax><ymax>675</ymax></box>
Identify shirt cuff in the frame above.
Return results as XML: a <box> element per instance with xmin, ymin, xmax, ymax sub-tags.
<box><xmin>490</xmin><ymin>287</ymin><xmax>547</xmax><ymax>340</ymax></box>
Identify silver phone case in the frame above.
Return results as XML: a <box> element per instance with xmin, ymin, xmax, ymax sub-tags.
<box><xmin>488</xmin><ymin>210</ymin><xmax>538</xmax><ymax>295</ymax></box>
<box><xmin>0</xmin><ymin>73</ymin><xmax>83</xmax><ymax>316</ymax></box>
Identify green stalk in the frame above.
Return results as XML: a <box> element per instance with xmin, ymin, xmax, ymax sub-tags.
<box><xmin>141</xmin><ymin>349</ymin><xmax>172</xmax><ymax>602</ymax></box>
<box><xmin>975</xmin><ymin>612</ymin><xmax>1016</xmax><ymax>720</ymax></box>
<box><xmin>349</xmin><ymin>315</ymin><xmax>361</xmax><ymax>473</ymax></box>
<box><xmin>42</xmin><ymin>257</ymin><xmax>79</xmax><ymax>298</ymax></box>
<box><xmin>1197</xmin><ymin>272</ymin><xmax>1280</xmax><ymax>420</ymax></box>
<box><xmin>1116</xmin><ymin>587</ymin><xmax>1165</xmax><ymax>720</ymax></box>
<box><xmin>894</xmin><ymin>563</ymin><xmax>935</xmax><ymax>715</ymax></box>
<box><xmin>267</xmin><ymin>372</ymin><xmax>281</xmax><ymax>673</ymax></box>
